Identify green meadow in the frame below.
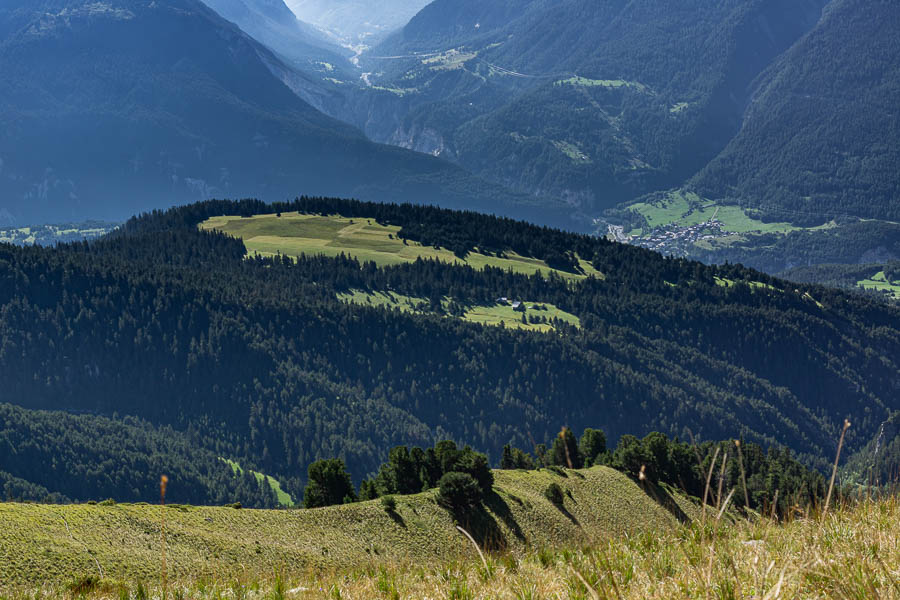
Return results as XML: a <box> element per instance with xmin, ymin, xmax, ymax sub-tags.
<box><xmin>628</xmin><ymin>190</ymin><xmax>808</xmax><ymax>235</ymax></box>
<box><xmin>858</xmin><ymin>270</ymin><xmax>900</xmax><ymax>299</ymax></box>
<box><xmin>338</xmin><ymin>290</ymin><xmax>581</xmax><ymax>332</ymax></box>
<box><xmin>200</xmin><ymin>213</ymin><xmax>601</xmax><ymax>281</ymax></box>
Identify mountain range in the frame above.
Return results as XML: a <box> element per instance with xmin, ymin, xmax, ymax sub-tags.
<box><xmin>4</xmin><ymin>0</ymin><xmax>899</xmax><ymax>277</ymax></box>
<box><xmin>0</xmin><ymin>0</ymin><xmax>560</xmax><ymax>227</ymax></box>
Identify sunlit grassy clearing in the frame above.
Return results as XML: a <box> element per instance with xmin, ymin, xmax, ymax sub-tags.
<box><xmin>337</xmin><ymin>290</ymin><xmax>581</xmax><ymax>331</ymax></box>
<box><xmin>629</xmin><ymin>191</ymin><xmax>805</xmax><ymax>234</ymax></box>
<box><xmin>423</xmin><ymin>48</ymin><xmax>478</xmax><ymax>71</ymax></box>
<box><xmin>220</xmin><ymin>458</ymin><xmax>295</xmax><ymax>508</ymax></box>
<box><xmin>858</xmin><ymin>271</ymin><xmax>900</xmax><ymax>299</ymax></box>
<box><xmin>0</xmin><ymin>467</ymin><xmax>691</xmax><ymax>587</ymax></box>
<box><xmin>463</xmin><ymin>302</ymin><xmax>581</xmax><ymax>331</ymax></box>
<box><xmin>200</xmin><ymin>213</ymin><xmax>601</xmax><ymax>281</ymax></box>
<box><xmin>555</xmin><ymin>76</ymin><xmax>650</xmax><ymax>93</ymax></box>
<box><xmin>6</xmin><ymin>495</ymin><xmax>900</xmax><ymax>598</ymax></box>
<box><xmin>552</xmin><ymin>140</ymin><xmax>592</xmax><ymax>164</ymax></box>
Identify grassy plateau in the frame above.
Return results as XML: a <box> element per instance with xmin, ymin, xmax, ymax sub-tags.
<box><xmin>201</xmin><ymin>212</ymin><xmax>589</xmax><ymax>332</ymax></box>
<box><xmin>199</xmin><ymin>213</ymin><xmax>600</xmax><ymax>281</ymax></box>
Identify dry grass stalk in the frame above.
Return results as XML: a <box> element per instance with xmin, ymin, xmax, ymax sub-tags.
<box><xmin>456</xmin><ymin>525</ymin><xmax>488</xmax><ymax>572</ymax></box>
<box><xmin>560</xmin><ymin>427</ymin><xmax>574</xmax><ymax>469</ymax></box>
<box><xmin>570</xmin><ymin>566</ymin><xmax>600</xmax><ymax>600</ymax></box>
<box><xmin>702</xmin><ymin>446</ymin><xmax>721</xmax><ymax>524</ymax></box>
<box><xmin>160</xmin><ymin>474</ymin><xmax>169</xmax><ymax>600</ymax></box>
<box><xmin>823</xmin><ymin>419</ymin><xmax>851</xmax><ymax>519</ymax></box>
<box><xmin>715</xmin><ymin>451</ymin><xmax>728</xmax><ymax>512</ymax></box>
<box><xmin>734</xmin><ymin>440</ymin><xmax>750</xmax><ymax>512</ymax></box>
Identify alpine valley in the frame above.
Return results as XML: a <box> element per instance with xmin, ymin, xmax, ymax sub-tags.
<box><xmin>3</xmin><ymin>1</ymin><xmax>900</xmax><ymax>596</ymax></box>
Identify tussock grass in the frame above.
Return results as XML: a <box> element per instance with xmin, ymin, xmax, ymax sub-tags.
<box><xmin>5</xmin><ymin>496</ymin><xmax>900</xmax><ymax>598</ymax></box>
<box><xmin>0</xmin><ymin>467</ymin><xmax>692</xmax><ymax>589</ymax></box>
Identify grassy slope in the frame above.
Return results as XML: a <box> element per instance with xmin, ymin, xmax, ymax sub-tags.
<box><xmin>0</xmin><ymin>467</ymin><xmax>697</xmax><ymax>587</ymax></box>
<box><xmin>220</xmin><ymin>459</ymin><xmax>295</xmax><ymax>508</ymax></box>
<box><xmin>858</xmin><ymin>271</ymin><xmax>900</xmax><ymax>300</ymax></box>
<box><xmin>628</xmin><ymin>191</ymin><xmax>805</xmax><ymax>236</ymax></box>
<box><xmin>199</xmin><ymin>213</ymin><xmax>602</xmax><ymax>281</ymax></box>
<box><xmin>338</xmin><ymin>290</ymin><xmax>582</xmax><ymax>332</ymax></box>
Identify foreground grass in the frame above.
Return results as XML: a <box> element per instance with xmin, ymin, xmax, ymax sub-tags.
<box><xmin>200</xmin><ymin>213</ymin><xmax>601</xmax><ymax>281</ymax></box>
<box><xmin>5</xmin><ymin>494</ymin><xmax>900</xmax><ymax>598</ymax></box>
<box><xmin>0</xmin><ymin>467</ymin><xmax>692</xmax><ymax>589</ymax></box>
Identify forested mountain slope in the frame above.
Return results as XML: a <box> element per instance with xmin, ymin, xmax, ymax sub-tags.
<box><xmin>694</xmin><ymin>0</ymin><xmax>900</xmax><ymax>224</ymax></box>
<box><xmin>340</xmin><ymin>0</ymin><xmax>825</xmax><ymax>211</ymax></box>
<box><xmin>1</xmin><ymin>199</ymin><xmax>898</xmax><ymax>504</ymax></box>
<box><xmin>0</xmin><ymin>404</ymin><xmax>284</xmax><ymax>506</ymax></box>
<box><xmin>0</xmin><ymin>0</ymin><xmax>548</xmax><ymax>226</ymax></box>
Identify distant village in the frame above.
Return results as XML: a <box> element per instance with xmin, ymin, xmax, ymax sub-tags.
<box><xmin>0</xmin><ymin>222</ymin><xmax>118</xmax><ymax>246</ymax></box>
<box><xmin>623</xmin><ymin>219</ymin><xmax>729</xmax><ymax>257</ymax></box>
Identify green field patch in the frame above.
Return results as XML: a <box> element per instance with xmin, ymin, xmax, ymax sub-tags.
<box><xmin>555</xmin><ymin>76</ymin><xmax>650</xmax><ymax>93</ymax></box>
<box><xmin>0</xmin><ymin>467</ymin><xmax>698</xmax><ymax>586</ymax></box>
<box><xmin>551</xmin><ymin>140</ymin><xmax>592</xmax><ymax>164</ymax></box>
<box><xmin>337</xmin><ymin>290</ymin><xmax>428</xmax><ymax>314</ymax></box>
<box><xmin>714</xmin><ymin>277</ymin><xmax>780</xmax><ymax>292</ymax></box>
<box><xmin>422</xmin><ymin>48</ymin><xmax>477</xmax><ymax>71</ymax></box>
<box><xmin>629</xmin><ymin>190</ymin><xmax>802</xmax><ymax>234</ymax></box>
<box><xmin>200</xmin><ymin>212</ymin><xmax>601</xmax><ymax>281</ymax></box>
<box><xmin>220</xmin><ymin>458</ymin><xmax>294</xmax><ymax>508</ymax></box>
<box><xmin>371</xmin><ymin>85</ymin><xmax>418</xmax><ymax>96</ymax></box>
<box><xmin>338</xmin><ymin>290</ymin><xmax>581</xmax><ymax>331</ymax></box>
<box><xmin>463</xmin><ymin>301</ymin><xmax>580</xmax><ymax>331</ymax></box>
<box><xmin>857</xmin><ymin>271</ymin><xmax>900</xmax><ymax>299</ymax></box>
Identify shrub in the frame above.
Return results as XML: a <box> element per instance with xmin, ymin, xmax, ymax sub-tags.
<box><xmin>436</xmin><ymin>472</ymin><xmax>483</xmax><ymax>512</ymax></box>
<box><xmin>453</xmin><ymin>450</ymin><xmax>494</xmax><ymax>494</ymax></box>
<box><xmin>544</xmin><ymin>483</ymin><xmax>564</xmax><ymax>506</ymax></box>
<box><xmin>380</xmin><ymin>495</ymin><xmax>397</xmax><ymax>512</ymax></box>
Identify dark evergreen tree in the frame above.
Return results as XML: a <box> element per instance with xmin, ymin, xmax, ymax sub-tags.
<box><xmin>303</xmin><ymin>459</ymin><xmax>356</xmax><ymax>508</ymax></box>
<box><xmin>579</xmin><ymin>428</ymin><xmax>607</xmax><ymax>467</ymax></box>
<box><xmin>550</xmin><ymin>428</ymin><xmax>583</xmax><ymax>469</ymax></box>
